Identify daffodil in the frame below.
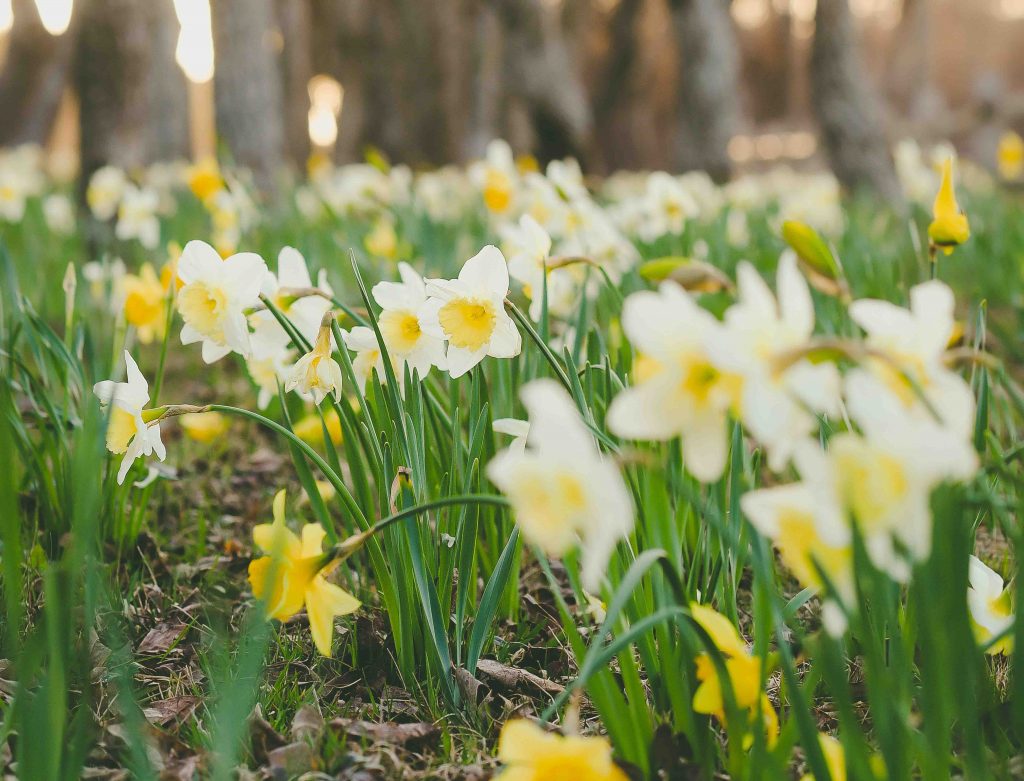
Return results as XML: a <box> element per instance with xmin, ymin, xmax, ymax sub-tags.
<box><xmin>293</xmin><ymin>409</ymin><xmax>343</xmax><ymax>449</ymax></box>
<box><xmin>187</xmin><ymin>157</ymin><xmax>224</xmax><ymax>203</ymax></box>
<box><xmin>121</xmin><ymin>263</ymin><xmax>168</xmax><ymax>344</ymax></box>
<box><xmin>246</xmin><ymin>352</ymin><xmax>294</xmax><ymax>410</ymax></box>
<box><xmin>928</xmin><ymin>158</ymin><xmax>970</xmax><ymax>255</ymax></box>
<box><xmin>342</xmin><ymin>326</ymin><xmax>390</xmax><ymax>394</ymax></box>
<box><xmin>421</xmin><ymin>245</ymin><xmax>522</xmax><ymax>378</ymax></box>
<box><xmin>86</xmin><ymin>165</ymin><xmax>127</xmax><ymax>220</ymax></box>
<box><xmin>177</xmin><ymin>239</ymin><xmax>270</xmax><ymax>363</ymax></box>
<box><xmin>607</xmin><ymin>282</ymin><xmax>741</xmax><ymax>483</ymax></box>
<box><xmin>371</xmin><ymin>262</ymin><xmax>447</xmax><ymax>379</ymax></box>
<box><xmin>997</xmin><ymin>131</ymin><xmax>1023</xmax><ymax>182</ymax></box>
<box><xmin>487</xmin><ymin>379</ymin><xmax>633</xmax><ymax>591</ymax></box>
<box><xmin>968</xmin><ymin>555</ymin><xmax>1013</xmax><ymax>655</ymax></box>
<box><xmin>494</xmin><ymin>719</ymin><xmax>628</xmax><ymax>781</ymax></box>
<box><xmin>180</xmin><ymin>411</ymin><xmax>230</xmax><ymax>443</ymax></box>
<box><xmin>364</xmin><ymin>216</ymin><xmax>401</xmax><ymax>260</ymax></box>
<box><xmin>800</xmin><ymin>734</ymin><xmax>846</xmax><ymax>781</ymax></box>
<box><xmin>115</xmin><ymin>185</ymin><xmax>161</xmax><ymax>249</ymax></box>
<box><xmin>250</xmin><ymin>246</ymin><xmax>334</xmax><ymax>360</ymax></box>
<box><xmin>492</xmin><ymin>417</ymin><xmax>530</xmax><ymax>453</ymax></box>
<box><xmin>848</xmin><ymin>280</ymin><xmax>974</xmax><ymax>438</ymax></box>
<box><xmin>471</xmin><ymin>140</ymin><xmax>518</xmax><ymax>216</ymax></box>
<box><xmin>286</xmin><ymin>318</ymin><xmax>344</xmax><ymax>404</ymax></box>
<box><xmin>689</xmin><ymin>603</ymin><xmax>778</xmax><ymax>743</ymax></box>
<box><xmin>710</xmin><ymin>253</ymin><xmax>841</xmax><ymax>471</ymax></box>
<box><xmin>502</xmin><ymin>214</ymin><xmax>577</xmax><ymax>321</ymax></box>
<box><xmin>93</xmin><ymin>351</ymin><xmax>166</xmax><ymax>484</ymax></box>
<box><xmin>248</xmin><ymin>490</ymin><xmax>360</xmax><ymax>656</ymax></box>
<box><xmin>42</xmin><ymin>193</ymin><xmax>75</xmax><ymax>235</ymax></box>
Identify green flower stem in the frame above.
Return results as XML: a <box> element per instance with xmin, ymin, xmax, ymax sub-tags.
<box><xmin>505</xmin><ymin>298</ymin><xmax>573</xmax><ymax>392</ymax></box>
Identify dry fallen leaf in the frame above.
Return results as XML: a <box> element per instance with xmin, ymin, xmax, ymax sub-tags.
<box><xmin>137</xmin><ymin>622</ymin><xmax>188</xmax><ymax>656</ymax></box>
<box><xmin>329</xmin><ymin>718</ymin><xmax>439</xmax><ymax>747</ymax></box>
<box><xmin>475</xmin><ymin>658</ymin><xmax>564</xmax><ymax>695</ymax></box>
<box><xmin>143</xmin><ymin>696</ymin><xmax>200</xmax><ymax>726</ymax></box>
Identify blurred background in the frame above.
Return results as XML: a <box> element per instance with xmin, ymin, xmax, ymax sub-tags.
<box><xmin>0</xmin><ymin>0</ymin><xmax>1022</xmax><ymax>197</ymax></box>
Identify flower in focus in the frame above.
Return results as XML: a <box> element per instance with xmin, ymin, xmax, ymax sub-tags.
<box><xmin>997</xmin><ymin>131</ymin><xmax>1023</xmax><ymax>182</ymax></box>
<box><xmin>711</xmin><ymin>253</ymin><xmax>840</xmax><ymax>471</ymax></box>
<box><xmin>421</xmin><ymin>245</ymin><xmax>521</xmax><ymax>378</ymax></box>
<box><xmin>93</xmin><ymin>351</ymin><xmax>166</xmax><ymax>484</ymax></box>
<box><xmin>286</xmin><ymin>318</ymin><xmax>344</xmax><ymax>404</ymax></box>
<box><xmin>968</xmin><ymin>555</ymin><xmax>1013</xmax><ymax>655</ymax></box>
<box><xmin>372</xmin><ymin>261</ymin><xmax>447</xmax><ymax>379</ymax></box>
<box><xmin>250</xmin><ymin>246</ymin><xmax>333</xmax><ymax>360</ymax></box>
<box><xmin>248</xmin><ymin>490</ymin><xmax>360</xmax><ymax>656</ymax></box>
<box><xmin>607</xmin><ymin>282</ymin><xmax>741</xmax><ymax>483</ymax></box>
<box><xmin>494</xmin><ymin>719</ymin><xmax>628</xmax><ymax>781</ymax></box>
<box><xmin>689</xmin><ymin>603</ymin><xmax>778</xmax><ymax>744</ymax></box>
<box><xmin>180</xmin><ymin>411</ymin><xmax>230</xmax><ymax>443</ymax></box>
<box><xmin>122</xmin><ymin>263</ymin><xmax>168</xmax><ymax>344</ymax></box>
<box><xmin>177</xmin><ymin>239</ymin><xmax>269</xmax><ymax>363</ymax></box>
<box><xmin>928</xmin><ymin>158</ymin><xmax>970</xmax><ymax>255</ymax></box>
<box><xmin>487</xmin><ymin>379</ymin><xmax>633</xmax><ymax>591</ymax></box>
<box><xmin>86</xmin><ymin>165</ymin><xmax>128</xmax><ymax>221</ymax></box>
<box><xmin>115</xmin><ymin>185</ymin><xmax>161</xmax><ymax>249</ymax></box>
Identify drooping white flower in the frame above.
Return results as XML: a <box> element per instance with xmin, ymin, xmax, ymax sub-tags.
<box><xmin>710</xmin><ymin>252</ymin><xmax>841</xmax><ymax>471</ymax></box>
<box><xmin>487</xmin><ymin>379</ymin><xmax>633</xmax><ymax>591</ymax></box>
<box><xmin>848</xmin><ymin>279</ymin><xmax>974</xmax><ymax>438</ymax></box>
<box><xmin>285</xmin><ymin>322</ymin><xmax>344</xmax><ymax>405</ymax></box>
<box><xmin>967</xmin><ymin>555</ymin><xmax>1013</xmax><ymax>655</ymax></box>
<box><xmin>607</xmin><ymin>282</ymin><xmax>741</xmax><ymax>483</ymax></box>
<box><xmin>372</xmin><ymin>261</ymin><xmax>446</xmax><ymax>380</ymax></box>
<box><xmin>176</xmin><ymin>240</ymin><xmax>270</xmax><ymax>363</ymax></box>
<box><xmin>115</xmin><ymin>185</ymin><xmax>161</xmax><ymax>249</ymax></box>
<box><xmin>421</xmin><ymin>245</ymin><xmax>522</xmax><ymax>378</ymax></box>
<box><xmin>250</xmin><ymin>246</ymin><xmax>334</xmax><ymax>360</ymax></box>
<box><xmin>93</xmin><ymin>351</ymin><xmax>166</xmax><ymax>484</ymax></box>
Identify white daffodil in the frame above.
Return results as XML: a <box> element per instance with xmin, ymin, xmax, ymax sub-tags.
<box><xmin>42</xmin><ymin>193</ymin><xmax>75</xmax><ymax>235</ymax></box>
<box><xmin>115</xmin><ymin>185</ymin><xmax>161</xmax><ymax>249</ymax></box>
<box><xmin>967</xmin><ymin>555</ymin><xmax>1013</xmax><ymax>655</ymax></box>
<box><xmin>86</xmin><ymin>165</ymin><xmax>128</xmax><ymax>221</ymax></box>
<box><xmin>286</xmin><ymin>320</ymin><xmax>344</xmax><ymax>404</ymax></box>
<box><xmin>176</xmin><ymin>240</ymin><xmax>270</xmax><ymax>363</ymax></box>
<box><xmin>371</xmin><ymin>261</ymin><xmax>447</xmax><ymax>380</ymax></box>
<box><xmin>637</xmin><ymin>171</ymin><xmax>698</xmax><ymax>242</ymax></box>
<box><xmin>848</xmin><ymin>279</ymin><xmax>974</xmax><ymax>437</ymax></box>
<box><xmin>247</xmin><ymin>351</ymin><xmax>294</xmax><ymax>409</ymax></box>
<box><xmin>469</xmin><ymin>139</ymin><xmax>518</xmax><ymax>216</ymax></box>
<box><xmin>93</xmin><ymin>351</ymin><xmax>166</xmax><ymax>484</ymax></box>
<box><xmin>487</xmin><ymin>379</ymin><xmax>633</xmax><ymax>591</ymax></box>
<box><xmin>711</xmin><ymin>253</ymin><xmax>841</xmax><ymax>471</ymax></box>
<box><xmin>502</xmin><ymin>214</ymin><xmax>577</xmax><ymax>321</ymax></box>
<box><xmin>492</xmin><ymin>417</ymin><xmax>530</xmax><ymax>453</ymax></box>
<box><xmin>0</xmin><ymin>171</ymin><xmax>27</xmax><ymax>222</ymax></box>
<box><xmin>607</xmin><ymin>282</ymin><xmax>741</xmax><ymax>483</ymax></box>
<box><xmin>342</xmin><ymin>326</ymin><xmax>390</xmax><ymax>394</ymax></box>
<box><xmin>250</xmin><ymin>246</ymin><xmax>334</xmax><ymax>360</ymax></box>
<box><xmin>421</xmin><ymin>245</ymin><xmax>521</xmax><ymax>378</ymax></box>
<box><xmin>796</xmin><ymin>371</ymin><xmax>978</xmax><ymax>577</ymax></box>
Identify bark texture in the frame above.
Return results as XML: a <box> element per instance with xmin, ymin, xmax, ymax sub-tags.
<box><xmin>811</xmin><ymin>0</ymin><xmax>902</xmax><ymax>201</ymax></box>
<box><xmin>276</xmin><ymin>0</ymin><xmax>314</xmax><ymax>167</ymax></box>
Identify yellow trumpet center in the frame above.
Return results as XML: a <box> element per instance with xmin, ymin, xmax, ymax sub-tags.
<box><xmin>178</xmin><ymin>281</ymin><xmax>229</xmax><ymax>341</ymax></box>
<box><xmin>438</xmin><ymin>297</ymin><xmax>497</xmax><ymax>351</ymax></box>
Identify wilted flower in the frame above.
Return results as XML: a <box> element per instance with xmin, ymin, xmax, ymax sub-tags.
<box><xmin>286</xmin><ymin>317</ymin><xmax>344</xmax><ymax>404</ymax></box>
<box><xmin>487</xmin><ymin>379</ymin><xmax>633</xmax><ymax>591</ymax></box>
<box><xmin>93</xmin><ymin>351</ymin><xmax>166</xmax><ymax>484</ymax></box>
<box><xmin>493</xmin><ymin>719</ymin><xmax>628</xmax><ymax>781</ymax></box>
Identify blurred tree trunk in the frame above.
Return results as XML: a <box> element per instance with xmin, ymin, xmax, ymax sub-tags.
<box><xmin>211</xmin><ymin>0</ymin><xmax>287</xmax><ymax>194</ymax></box>
<box><xmin>492</xmin><ymin>0</ymin><xmax>593</xmax><ymax>163</ymax></box>
<box><xmin>466</xmin><ymin>0</ymin><xmax>505</xmax><ymax>157</ymax></box>
<box><xmin>144</xmin><ymin>0</ymin><xmax>190</xmax><ymax>161</ymax></box>
<box><xmin>811</xmin><ymin>0</ymin><xmax>901</xmax><ymax>201</ymax></box>
<box><xmin>593</xmin><ymin>0</ymin><xmax>642</xmax><ymax>172</ymax></box>
<box><xmin>669</xmin><ymin>0</ymin><xmax>741</xmax><ymax>182</ymax></box>
<box><xmin>76</xmin><ymin>0</ymin><xmax>153</xmax><ymax>184</ymax></box>
<box><xmin>276</xmin><ymin>0</ymin><xmax>313</xmax><ymax>167</ymax></box>
<box><xmin>0</xmin><ymin>0</ymin><xmax>74</xmax><ymax>147</ymax></box>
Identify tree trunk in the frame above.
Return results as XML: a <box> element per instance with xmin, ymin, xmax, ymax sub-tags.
<box><xmin>76</xmin><ymin>0</ymin><xmax>154</xmax><ymax>184</ymax></box>
<box><xmin>211</xmin><ymin>0</ymin><xmax>287</xmax><ymax>194</ymax></box>
<box><xmin>466</xmin><ymin>0</ymin><xmax>505</xmax><ymax>158</ymax></box>
<box><xmin>669</xmin><ymin>0</ymin><xmax>741</xmax><ymax>182</ymax></box>
<box><xmin>144</xmin><ymin>0</ymin><xmax>190</xmax><ymax>161</ymax></box>
<box><xmin>0</xmin><ymin>0</ymin><xmax>74</xmax><ymax>147</ymax></box>
<box><xmin>811</xmin><ymin>0</ymin><xmax>902</xmax><ymax>202</ymax></box>
<box><xmin>276</xmin><ymin>0</ymin><xmax>313</xmax><ymax>167</ymax></box>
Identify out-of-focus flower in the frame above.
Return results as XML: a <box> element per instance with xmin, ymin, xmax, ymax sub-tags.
<box><xmin>471</xmin><ymin>140</ymin><xmax>518</xmax><ymax>216</ymax></box>
<box><xmin>246</xmin><ymin>352</ymin><xmax>293</xmax><ymax>410</ymax></box>
<box><xmin>122</xmin><ymin>263</ymin><xmax>169</xmax><ymax>344</ymax></box>
<box><xmin>116</xmin><ymin>185</ymin><xmax>161</xmax><ymax>249</ymax></box>
<box><xmin>187</xmin><ymin>157</ymin><xmax>225</xmax><ymax>203</ymax></box>
<box><xmin>372</xmin><ymin>262</ymin><xmax>446</xmax><ymax>380</ymax></box>
<box><xmin>93</xmin><ymin>351</ymin><xmax>166</xmax><ymax>484</ymax></box>
<box><xmin>493</xmin><ymin>719</ymin><xmax>628</xmax><ymax>781</ymax></box>
<box><xmin>503</xmin><ymin>214</ymin><xmax>577</xmax><ymax>321</ymax></box>
<box><xmin>711</xmin><ymin>253</ymin><xmax>840</xmax><ymax>471</ymax></box>
<box><xmin>293</xmin><ymin>409</ymin><xmax>344</xmax><ymax>449</ymax></box>
<box><xmin>248</xmin><ymin>490</ymin><xmax>360</xmax><ymax>656</ymax></box>
<box><xmin>968</xmin><ymin>555</ymin><xmax>1013</xmax><ymax>655</ymax></box>
<box><xmin>421</xmin><ymin>245</ymin><xmax>521</xmax><ymax>378</ymax></box>
<box><xmin>180</xmin><ymin>411</ymin><xmax>230</xmax><ymax>443</ymax></box>
<box><xmin>177</xmin><ymin>239</ymin><xmax>269</xmax><ymax>363</ymax></box>
<box><xmin>286</xmin><ymin>318</ymin><xmax>344</xmax><ymax>404</ymax></box>
<box><xmin>0</xmin><ymin>172</ymin><xmax>26</xmax><ymax>222</ymax></box>
<box><xmin>493</xmin><ymin>417</ymin><xmax>530</xmax><ymax>453</ymax></box>
<box><xmin>607</xmin><ymin>283</ymin><xmax>741</xmax><ymax>483</ymax></box>
<box><xmin>997</xmin><ymin>131</ymin><xmax>1023</xmax><ymax>182</ymax></box>
<box><xmin>928</xmin><ymin>158</ymin><xmax>970</xmax><ymax>255</ymax></box>
<box><xmin>364</xmin><ymin>216</ymin><xmax>405</xmax><ymax>260</ymax></box>
<box><xmin>342</xmin><ymin>326</ymin><xmax>390</xmax><ymax>394</ymax></box>
<box><xmin>87</xmin><ymin>165</ymin><xmax>128</xmax><ymax>221</ymax></box>
<box><xmin>42</xmin><ymin>193</ymin><xmax>75</xmax><ymax>235</ymax></box>
<box><xmin>487</xmin><ymin>380</ymin><xmax>633</xmax><ymax>591</ymax></box>
<box><xmin>800</xmin><ymin>734</ymin><xmax>847</xmax><ymax>781</ymax></box>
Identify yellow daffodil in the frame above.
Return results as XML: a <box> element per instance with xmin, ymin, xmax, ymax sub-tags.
<box><xmin>689</xmin><ymin>603</ymin><xmax>778</xmax><ymax>744</ymax></box>
<box><xmin>998</xmin><ymin>131</ymin><xmax>1023</xmax><ymax>182</ymax></box>
<box><xmin>122</xmin><ymin>264</ymin><xmax>168</xmax><ymax>344</ymax></box>
<box><xmin>180</xmin><ymin>411</ymin><xmax>230</xmax><ymax>443</ymax></box>
<box><xmin>928</xmin><ymin>158</ymin><xmax>969</xmax><ymax>255</ymax></box>
<box><xmin>364</xmin><ymin>217</ymin><xmax>400</xmax><ymax>260</ymax></box>
<box><xmin>293</xmin><ymin>409</ymin><xmax>343</xmax><ymax>449</ymax></box>
<box><xmin>800</xmin><ymin>734</ymin><xmax>846</xmax><ymax>781</ymax></box>
<box><xmin>494</xmin><ymin>719</ymin><xmax>628</xmax><ymax>781</ymax></box>
<box><xmin>187</xmin><ymin>157</ymin><xmax>225</xmax><ymax>203</ymax></box>
<box><xmin>248</xmin><ymin>490</ymin><xmax>360</xmax><ymax>656</ymax></box>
